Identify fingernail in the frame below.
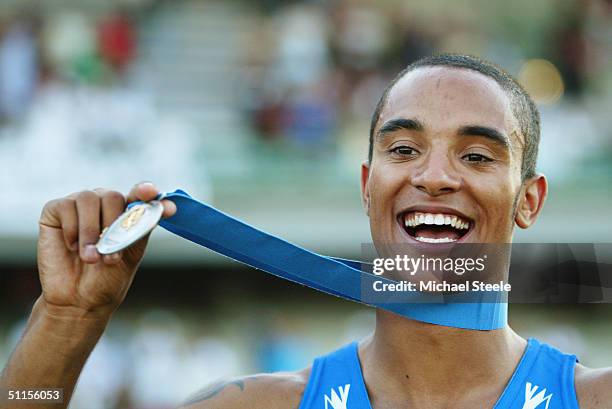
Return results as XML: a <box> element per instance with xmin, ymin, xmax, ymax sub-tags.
<box><xmin>84</xmin><ymin>244</ymin><xmax>98</xmax><ymax>259</ymax></box>
<box><xmin>110</xmin><ymin>252</ymin><xmax>121</xmax><ymax>261</ymax></box>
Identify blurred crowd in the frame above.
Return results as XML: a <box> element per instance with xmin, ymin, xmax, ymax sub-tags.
<box><xmin>238</xmin><ymin>0</ymin><xmax>612</xmax><ymax>187</ymax></box>
<box><xmin>0</xmin><ymin>8</ymin><xmax>136</xmax><ymax>123</ymax></box>
<box><xmin>0</xmin><ymin>0</ymin><xmax>609</xmax><ymax>240</ymax></box>
<box><xmin>0</xmin><ymin>1</ymin><xmax>607</xmax><ymax>237</ymax></box>
<box><xmin>0</xmin><ymin>0</ymin><xmax>609</xmax><ymax>162</ymax></box>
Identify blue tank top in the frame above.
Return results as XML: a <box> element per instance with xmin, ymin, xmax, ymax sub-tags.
<box><xmin>298</xmin><ymin>338</ymin><xmax>579</xmax><ymax>409</ymax></box>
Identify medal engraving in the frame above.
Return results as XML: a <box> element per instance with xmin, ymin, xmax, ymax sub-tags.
<box><xmin>121</xmin><ymin>205</ymin><xmax>146</xmax><ymax>230</ymax></box>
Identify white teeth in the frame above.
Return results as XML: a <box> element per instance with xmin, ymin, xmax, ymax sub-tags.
<box><xmin>404</xmin><ymin>212</ymin><xmax>470</xmax><ymax>229</ymax></box>
<box><xmin>403</xmin><ymin>211</ymin><xmax>471</xmax><ymax>243</ymax></box>
<box><xmin>415</xmin><ymin>236</ymin><xmax>458</xmax><ymax>243</ymax></box>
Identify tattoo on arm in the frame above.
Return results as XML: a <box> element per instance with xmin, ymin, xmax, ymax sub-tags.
<box><xmin>179</xmin><ymin>379</ymin><xmax>246</xmax><ymax>407</ymax></box>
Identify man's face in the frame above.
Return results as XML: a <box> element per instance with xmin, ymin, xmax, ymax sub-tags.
<box><xmin>362</xmin><ymin>66</ymin><xmax>527</xmax><ymax>254</ymax></box>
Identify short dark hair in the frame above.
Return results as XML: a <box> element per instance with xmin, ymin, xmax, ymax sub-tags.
<box><xmin>368</xmin><ymin>54</ymin><xmax>540</xmax><ymax>179</ymax></box>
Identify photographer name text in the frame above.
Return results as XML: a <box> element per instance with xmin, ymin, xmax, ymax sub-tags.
<box><xmin>373</xmin><ymin>280</ymin><xmax>511</xmax><ymax>292</ymax></box>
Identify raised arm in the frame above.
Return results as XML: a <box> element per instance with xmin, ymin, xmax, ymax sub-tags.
<box><xmin>0</xmin><ymin>183</ymin><xmax>176</xmax><ymax>409</ymax></box>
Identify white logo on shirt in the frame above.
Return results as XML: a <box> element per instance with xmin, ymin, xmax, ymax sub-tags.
<box><xmin>324</xmin><ymin>384</ymin><xmax>351</xmax><ymax>409</ymax></box>
<box><xmin>522</xmin><ymin>382</ymin><xmax>553</xmax><ymax>409</ymax></box>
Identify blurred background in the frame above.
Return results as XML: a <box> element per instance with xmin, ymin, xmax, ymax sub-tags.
<box><xmin>0</xmin><ymin>0</ymin><xmax>611</xmax><ymax>407</ymax></box>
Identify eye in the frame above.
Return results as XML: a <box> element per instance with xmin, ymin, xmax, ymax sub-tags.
<box><xmin>390</xmin><ymin>146</ymin><xmax>419</xmax><ymax>156</ymax></box>
<box><xmin>462</xmin><ymin>153</ymin><xmax>493</xmax><ymax>162</ymax></box>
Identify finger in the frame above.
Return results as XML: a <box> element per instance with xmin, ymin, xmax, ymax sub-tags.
<box><xmin>126</xmin><ymin>182</ymin><xmax>159</xmax><ymax>204</ymax></box>
<box><xmin>59</xmin><ymin>198</ymin><xmax>79</xmax><ymax>251</ymax></box>
<box><xmin>161</xmin><ymin>199</ymin><xmax>177</xmax><ymax>218</ymax></box>
<box><xmin>75</xmin><ymin>191</ymin><xmax>101</xmax><ymax>264</ymax></box>
<box><xmin>99</xmin><ymin>189</ymin><xmax>126</xmax><ymax>229</ymax></box>
<box><xmin>97</xmin><ymin>189</ymin><xmax>127</xmax><ymax>264</ymax></box>
<box><xmin>40</xmin><ymin>198</ymin><xmax>79</xmax><ymax>251</ymax></box>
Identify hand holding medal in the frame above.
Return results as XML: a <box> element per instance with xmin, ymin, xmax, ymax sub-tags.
<box><xmin>95</xmin><ymin>182</ymin><xmax>177</xmax><ymax>256</ymax></box>
<box><xmin>96</xmin><ymin>186</ymin><xmax>172</xmax><ymax>255</ymax></box>
<box><xmin>37</xmin><ymin>182</ymin><xmax>176</xmax><ymax>319</ymax></box>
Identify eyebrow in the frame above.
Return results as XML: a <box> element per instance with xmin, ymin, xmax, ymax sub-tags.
<box><xmin>376</xmin><ymin>118</ymin><xmax>423</xmax><ymax>140</ymax></box>
<box><xmin>376</xmin><ymin>118</ymin><xmax>511</xmax><ymax>150</ymax></box>
<box><xmin>458</xmin><ymin>125</ymin><xmax>510</xmax><ymax>149</ymax></box>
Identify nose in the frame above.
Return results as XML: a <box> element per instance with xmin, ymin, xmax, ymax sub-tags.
<box><xmin>411</xmin><ymin>150</ymin><xmax>461</xmax><ymax>196</ymax></box>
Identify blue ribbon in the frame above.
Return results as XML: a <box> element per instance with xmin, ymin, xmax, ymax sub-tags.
<box><xmin>158</xmin><ymin>190</ymin><xmax>507</xmax><ymax>330</ymax></box>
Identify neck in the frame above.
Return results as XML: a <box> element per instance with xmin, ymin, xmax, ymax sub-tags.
<box><xmin>360</xmin><ymin>310</ymin><xmax>526</xmax><ymax>408</ymax></box>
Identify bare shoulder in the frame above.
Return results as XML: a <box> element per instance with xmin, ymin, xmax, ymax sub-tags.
<box><xmin>574</xmin><ymin>363</ymin><xmax>612</xmax><ymax>409</ymax></box>
<box><xmin>178</xmin><ymin>367</ymin><xmax>312</xmax><ymax>409</ymax></box>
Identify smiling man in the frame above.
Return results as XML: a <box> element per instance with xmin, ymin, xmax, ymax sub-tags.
<box><xmin>2</xmin><ymin>54</ymin><xmax>611</xmax><ymax>409</ymax></box>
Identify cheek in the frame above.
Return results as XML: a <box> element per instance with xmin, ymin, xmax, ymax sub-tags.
<box><xmin>477</xmin><ymin>183</ymin><xmax>518</xmax><ymax>233</ymax></box>
<box><xmin>367</xmin><ymin>178</ymin><xmax>388</xmax><ymax>223</ymax></box>
<box><xmin>367</xmin><ymin>169</ymin><xmax>407</xmax><ymax>242</ymax></box>
<box><xmin>368</xmin><ymin>164</ymin><xmax>405</xmax><ymax>210</ymax></box>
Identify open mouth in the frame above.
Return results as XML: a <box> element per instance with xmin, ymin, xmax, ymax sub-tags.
<box><xmin>400</xmin><ymin>211</ymin><xmax>472</xmax><ymax>244</ymax></box>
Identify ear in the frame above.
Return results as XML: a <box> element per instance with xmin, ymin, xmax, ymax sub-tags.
<box><xmin>361</xmin><ymin>161</ymin><xmax>371</xmax><ymax>216</ymax></box>
<box><xmin>515</xmin><ymin>174</ymin><xmax>548</xmax><ymax>229</ymax></box>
